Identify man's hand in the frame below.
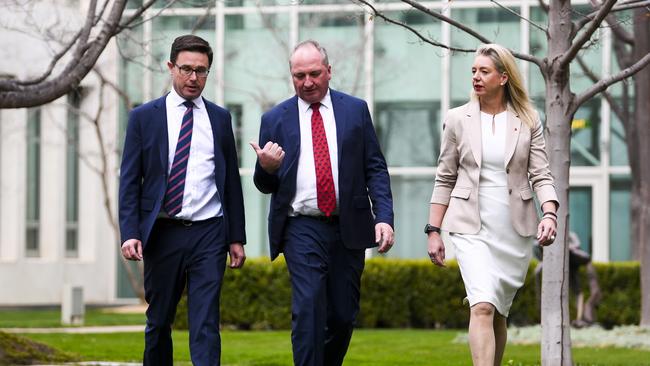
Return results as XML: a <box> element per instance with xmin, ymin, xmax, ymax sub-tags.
<box><xmin>375</xmin><ymin>223</ymin><xmax>394</xmax><ymax>253</ymax></box>
<box><xmin>121</xmin><ymin>239</ymin><xmax>143</xmax><ymax>261</ymax></box>
<box><xmin>250</xmin><ymin>141</ymin><xmax>285</xmax><ymax>174</ymax></box>
<box><xmin>229</xmin><ymin>243</ymin><xmax>246</xmax><ymax>269</ymax></box>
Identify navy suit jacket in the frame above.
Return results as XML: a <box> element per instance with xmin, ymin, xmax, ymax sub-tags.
<box><xmin>119</xmin><ymin>94</ymin><xmax>246</xmax><ymax>248</ymax></box>
<box><xmin>254</xmin><ymin>89</ymin><xmax>393</xmax><ymax>260</ymax></box>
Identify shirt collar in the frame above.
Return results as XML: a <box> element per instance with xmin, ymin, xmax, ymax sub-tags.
<box><xmin>169</xmin><ymin>88</ymin><xmax>204</xmax><ymax>109</ymax></box>
<box><xmin>298</xmin><ymin>88</ymin><xmax>332</xmax><ymax>114</ymax></box>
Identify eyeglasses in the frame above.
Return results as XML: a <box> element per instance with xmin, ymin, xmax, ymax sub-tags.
<box><xmin>175</xmin><ymin>64</ymin><xmax>210</xmax><ymax>78</ymax></box>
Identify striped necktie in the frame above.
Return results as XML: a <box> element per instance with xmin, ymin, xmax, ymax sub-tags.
<box><xmin>164</xmin><ymin>100</ymin><xmax>194</xmax><ymax>217</ymax></box>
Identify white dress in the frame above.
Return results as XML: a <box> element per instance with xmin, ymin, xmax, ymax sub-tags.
<box><xmin>449</xmin><ymin>111</ymin><xmax>533</xmax><ymax>317</ymax></box>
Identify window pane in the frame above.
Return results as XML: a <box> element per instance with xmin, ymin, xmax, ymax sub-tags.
<box><xmin>610</xmin><ymin>109</ymin><xmax>629</xmax><ymax>166</ymax></box>
<box><xmin>529</xmin><ymin>7</ymin><xmax>547</xmax><ymax>106</ymax></box>
<box><xmin>299</xmin><ymin>12</ymin><xmax>366</xmax><ymax>96</ymax></box>
<box><xmin>66</xmin><ymin>227</ymin><xmax>78</xmax><ymax>258</ymax></box>
<box><xmin>450</xmin><ymin>6</ymin><xmax>521</xmax><ymax>103</ymax></box>
<box><xmin>610</xmin><ymin>176</ymin><xmax>632</xmax><ymax>261</ymax></box>
<box><xmin>375</xmin><ymin>102</ymin><xmax>440</xmax><ymax>167</ymax></box>
<box><xmin>224</xmin><ymin>12</ymin><xmax>291</xmax><ymax>170</ymax></box>
<box><xmin>223</xmin><ymin>12</ymin><xmax>291</xmax><ymax>259</ymax></box>
<box><xmin>26</xmin><ymin>108</ymin><xmax>41</xmax><ymax>257</ymax></box>
<box><xmin>66</xmin><ymin>92</ymin><xmax>80</xmax><ymax>257</ymax></box>
<box><xmin>151</xmin><ymin>16</ymin><xmax>218</xmax><ymax>101</ymax></box>
<box><xmin>383</xmin><ymin>175</ymin><xmax>433</xmax><ymax>259</ymax></box>
<box><xmin>570</xmin><ymin>99</ymin><xmax>601</xmax><ymax>166</ymax></box>
<box><xmin>569</xmin><ymin>187</ymin><xmax>592</xmax><ymax>254</ymax></box>
<box><xmin>154</xmin><ymin>0</ymin><xmax>215</xmax><ymax>9</ymax></box>
<box><xmin>374</xmin><ymin>11</ymin><xmax>442</xmax><ymax>167</ymax></box>
<box><xmin>226</xmin><ymin>103</ymin><xmax>243</xmax><ymax>166</ymax></box>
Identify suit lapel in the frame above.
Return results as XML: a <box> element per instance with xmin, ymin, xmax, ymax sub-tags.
<box><xmin>330</xmin><ymin>90</ymin><xmax>346</xmax><ymax>166</ymax></box>
<box><xmin>204</xmin><ymin>99</ymin><xmax>226</xmax><ymax>191</ymax></box>
<box><xmin>283</xmin><ymin>96</ymin><xmax>301</xmax><ymax>173</ymax></box>
<box><xmin>466</xmin><ymin>100</ymin><xmax>482</xmax><ymax>167</ymax></box>
<box><xmin>154</xmin><ymin>95</ymin><xmax>169</xmax><ymax>171</ymax></box>
<box><xmin>504</xmin><ymin>105</ymin><xmax>522</xmax><ymax>167</ymax></box>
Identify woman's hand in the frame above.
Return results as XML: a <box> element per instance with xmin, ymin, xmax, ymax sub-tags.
<box><xmin>537</xmin><ymin>217</ymin><xmax>557</xmax><ymax>246</ymax></box>
<box><xmin>427</xmin><ymin>233</ymin><xmax>446</xmax><ymax>267</ymax></box>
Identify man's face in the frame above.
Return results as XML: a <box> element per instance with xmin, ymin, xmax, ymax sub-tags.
<box><xmin>167</xmin><ymin>51</ymin><xmax>210</xmax><ymax>100</ymax></box>
<box><xmin>290</xmin><ymin>45</ymin><xmax>331</xmax><ymax>104</ymax></box>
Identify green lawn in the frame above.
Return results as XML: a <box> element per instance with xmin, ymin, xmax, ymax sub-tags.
<box><xmin>21</xmin><ymin>329</ymin><xmax>650</xmax><ymax>366</ymax></box>
<box><xmin>0</xmin><ymin>308</ymin><xmax>145</xmax><ymax>328</ymax></box>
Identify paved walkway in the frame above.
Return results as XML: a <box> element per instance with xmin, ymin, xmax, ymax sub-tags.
<box><xmin>2</xmin><ymin>325</ymin><xmax>144</xmax><ymax>334</ymax></box>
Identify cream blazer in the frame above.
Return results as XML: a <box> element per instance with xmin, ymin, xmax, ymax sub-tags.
<box><xmin>430</xmin><ymin>100</ymin><xmax>558</xmax><ymax>237</ymax></box>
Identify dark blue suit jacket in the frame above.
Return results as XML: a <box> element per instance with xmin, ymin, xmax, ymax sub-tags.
<box><xmin>254</xmin><ymin>89</ymin><xmax>393</xmax><ymax>260</ymax></box>
<box><xmin>119</xmin><ymin>94</ymin><xmax>246</xmax><ymax>248</ymax></box>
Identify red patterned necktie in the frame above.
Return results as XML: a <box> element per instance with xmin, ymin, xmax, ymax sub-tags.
<box><xmin>310</xmin><ymin>103</ymin><xmax>336</xmax><ymax>216</ymax></box>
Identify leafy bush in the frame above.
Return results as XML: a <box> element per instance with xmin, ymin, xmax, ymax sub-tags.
<box><xmin>173</xmin><ymin>258</ymin><xmax>640</xmax><ymax>330</ymax></box>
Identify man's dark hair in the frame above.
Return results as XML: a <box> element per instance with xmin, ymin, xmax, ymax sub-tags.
<box><xmin>170</xmin><ymin>35</ymin><xmax>213</xmax><ymax>67</ymax></box>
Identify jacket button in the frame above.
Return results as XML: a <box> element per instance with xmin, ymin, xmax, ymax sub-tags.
<box><xmin>509</xmin><ymin>189</ymin><xmax>512</xmax><ymax>194</ymax></box>
<box><xmin>506</xmin><ymin>168</ymin><xmax>510</xmax><ymax>174</ymax></box>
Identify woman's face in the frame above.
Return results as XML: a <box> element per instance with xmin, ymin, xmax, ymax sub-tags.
<box><xmin>471</xmin><ymin>54</ymin><xmax>507</xmax><ymax>99</ymax></box>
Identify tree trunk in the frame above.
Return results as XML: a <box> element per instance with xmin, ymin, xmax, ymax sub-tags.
<box><xmin>631</xmin><ymin>8</ymin><xmax>650</xmax><ymax>327</ymax></box>
<box><xmin>541</xmin><ymin>1</ymin><xmax>573</xmax><ymax>364</ymax></box>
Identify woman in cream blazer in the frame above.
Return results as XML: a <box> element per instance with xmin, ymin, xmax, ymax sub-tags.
<box><xmin>426</xmin><ymin>44</ymin><xmax>559</xmax><ymax>366</ymax></box>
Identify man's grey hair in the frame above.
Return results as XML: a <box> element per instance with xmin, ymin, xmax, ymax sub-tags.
<box><xmin>289</xmin><ymin>40</ymin><xmax>329</xmax><ymax>68</ymax></box>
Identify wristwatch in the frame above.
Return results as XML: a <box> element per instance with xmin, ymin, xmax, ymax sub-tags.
<box><xmin>424</xmin><ymin>224</ymin><xmax>441</xmax><ymax>235</ymax></box>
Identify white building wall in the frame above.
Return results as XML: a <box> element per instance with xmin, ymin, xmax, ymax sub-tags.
<box><xmin>0</xmin><ymin>89</ymin><xmax>122</xmax><ymax>305</ymax></box>
<box><xmin>0</xmin><ymin>0</ymin><xmax>124</xmax><ymax>302</ymax></box>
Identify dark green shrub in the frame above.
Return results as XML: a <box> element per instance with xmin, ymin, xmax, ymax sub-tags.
<box><xmin>409</xmin><ymin>260</ymin><xmax>468</xmax><ymax>328</ymax></box>
<box><xmin>173</xmin><ymin>258</ymin><xmax>640</xmax><ymax>330</ymax></box>
<box><xmin>358</xmin><ymin>259</ymin><xmax>414</xmax><ymax>328</ymax></box>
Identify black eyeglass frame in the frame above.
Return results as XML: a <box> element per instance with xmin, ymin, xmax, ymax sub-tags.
<box><xmin>174</xmin><ymin>63</ymin><xmax>210</xmax><ymax>78</ymax></box>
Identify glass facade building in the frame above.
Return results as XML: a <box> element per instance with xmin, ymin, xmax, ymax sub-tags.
<box><xmin>113</xmin><ymin>0</ymin><xmax>633</xmax><ymax>295</ymax></box>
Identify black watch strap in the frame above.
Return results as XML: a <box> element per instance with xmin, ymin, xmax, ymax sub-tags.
<box><xmin>424</xmin><ymin>224</ymin><xmax>441</xmax><ymax>235</ymax></box>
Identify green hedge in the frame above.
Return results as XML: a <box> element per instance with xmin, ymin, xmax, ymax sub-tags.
<box><xmin>173</xmin><ymin>258</ymin><xmax>640</xmax><ymax>330</ymax></box>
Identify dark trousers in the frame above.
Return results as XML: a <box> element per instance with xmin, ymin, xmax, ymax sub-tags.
<box><xmin>283</xmin><ymin>216</ymin><xmax>366</xmax><ymax>366</ymax></box>
<box><xmin>143</xmin><ymin>217</ymin><xmax>227</xmax><ymax>366</ymax></box>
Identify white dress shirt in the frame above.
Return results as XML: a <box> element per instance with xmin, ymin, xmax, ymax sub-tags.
<box><xmin>289</xmin><ymin>89</ymin><xmax>340</xmax><ymax>216</ymax></box>
<box><xmin>165</xmin><ymin>89</ymin><xmax>222</xmax><ymax>220</ymax></box>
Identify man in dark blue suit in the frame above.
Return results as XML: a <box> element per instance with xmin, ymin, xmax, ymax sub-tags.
<box><xmin>250</xmin><ymin>40</ymin><xmax>394</xmax><ymax>366</ymax></box>
<box><xmin>119</xmin><ymin>35</ymin><xmax>246</xmax><ymax>366</ymax></box>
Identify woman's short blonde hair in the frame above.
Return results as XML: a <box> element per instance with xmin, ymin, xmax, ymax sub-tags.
<box><xmin>471</xmin><ymin>43</ymin><xmax>538</xmax><ymax>128</ymax></box>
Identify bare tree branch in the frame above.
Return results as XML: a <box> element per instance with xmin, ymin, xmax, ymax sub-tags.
<box><xmin>571</xmin><ymin>51</ymin><xmax>650</xmax><ymax>115</ymax></box>
<box><xmin>561</xmin><ymin>0</ymin><xmax>617</xmax><ymax>69</ymax></box>
<box><xmin>537</xmin><ymin>0</ymin><xmax>550</xmax><ymax>13</ymax></box>
<box><xmin>400</xmin><ymin>0</ymin><xmax>491</xmax><ymax>43</ymax></box>
<box><xmin>73</xmin><ymin>0</ymin><xmax>98</xmax><ymax>61</ymax></box>
<box><xmin>0</xmin><ymin>0</ymin><xmax>160</xmax><ymax>109</ymax></box>
<box><xmin>355</xmin><ymin>0</ymin><xmax>542</xmax><ymax>66</ymax></box>
<box><xmin>574</xmin><ymin>0</ymin><xmax>650</xmax><ymax>30</ymax></box>
<box><xmin>118</xmin><ymin>0</ymin><xmax>179</xmax><ymax>31</ymax></box>
<box><xmin>11</xmin><ymin>0</ymin><xmax>110</xmax><ymax>87</ymax></box>
<box><xmin>490</xmin><ymin>0</ymin><xmax>547</xmax><ymax>34</ymax></box>
<box><xmin>357</xmin><ymin>0</ymin><xmax>474</xmax><ymax>53</ymax></box>
<box><xmin>575</xmin><ymin>55</ymin><xmax>627</xmax><ymax>121</ymax></box>
<box><xmin>593</xmin><ymin>0</ymin><xmax>636</xmax><ymax>45</ymax></box>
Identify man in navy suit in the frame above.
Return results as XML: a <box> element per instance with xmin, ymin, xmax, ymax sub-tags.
<box><xmin>250</xmin><ymin>40</ymin><xmax>394</xmax><ymax>366</ymax></box>
<box><xmin>119</xmin><ymin>35</ymin><xmax>246</xmax><ymax>366</ymax></box>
